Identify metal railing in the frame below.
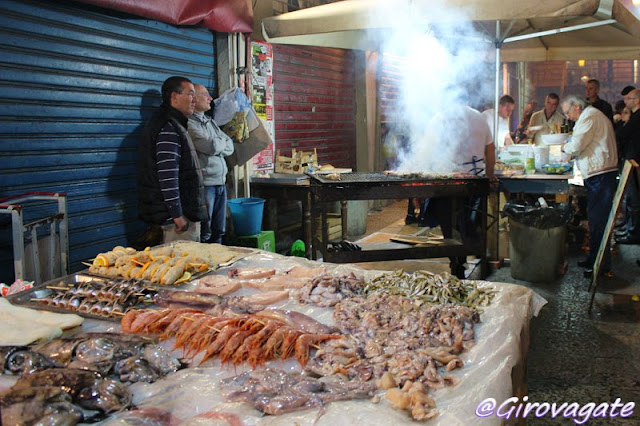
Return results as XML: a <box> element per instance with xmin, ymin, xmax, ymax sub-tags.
<box><xmin>0</xmin><ymin>192</ymin><xmax>69</xmax><ymax>284</ymax></box>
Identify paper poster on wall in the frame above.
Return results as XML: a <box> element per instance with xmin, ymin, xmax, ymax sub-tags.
<box><xmin>251</xmin><ymin>41</ymin><xmax>275</xmax><ymax>172</ymax></box>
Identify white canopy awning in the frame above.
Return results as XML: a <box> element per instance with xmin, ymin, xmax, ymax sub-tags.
<box><xmin>261</xmin><ymin>0</ymin><xmax>640</xmax><ymax>61</ymax></box>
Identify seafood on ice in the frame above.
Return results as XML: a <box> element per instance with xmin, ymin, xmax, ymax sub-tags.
<box><xmin>195</xmin><ymin>274</ymin><xmax>242</xmax><ymax>296</ymax></box>
<box><xmin>298</xmin><ymin>292</ymin><xmax>483</xmax><ymax>421</ymax></box>
<box><xmin>32</xmin><ymin>279</ymin><xmax>156</xmax><ymax>319</ymax></box>
<box><xmin>0</xmin><ymin>332</ymin><xmax>181</xmax><ymax>383</ymax></box>
<box><xmin>154</xmin><ymin>288</ymin><xmax>223</xmax><ymax>310</ymax></box>
<box><xmin>220</xmin><ymin>265</ymin><xmax>328</xmax><ymax>292</ymax></box>
<box><xmin>121</xmin><ymin>308</ymin><xmax>341</xmax><ymax>368</ymax></box>
<box><xmin>294</xmin><ymin>272</ymin><xmax>363</xmax><ymax>307</ymax></box>
<box><xmin>0</xmin><ymin>298</ymin><xmax>84</xmax><ymax>346</ymax></box>
<box><xmin>220</xmin><ymin>367</ymin><xmax>376</xmax><ymax>415</ymax></box>
<box><xmin>0</xmin><ymin>368</ymin><xmax>132</xmax><ymax>425</ymax></box>
<box><xmin>88</xmin><ymin>245</ymin><xmax>210</xmax><ymax>286</ymax></box>
<box><xmin>226</xmin><ymin>290</ymin><xmax>290</xmax><ymax>313</ymax></box>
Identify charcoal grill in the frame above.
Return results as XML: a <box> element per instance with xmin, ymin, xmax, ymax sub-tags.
<box><xmin>310</xmin><ymin>172</ymin><xmax>488</xmax><ymax>200</ymax></box>
<box><xmin>310</xmin><ymin>172</ymin><xmax>490</xmax><ymax>278</ymax></box>
<box><xmin>311</xmin><ymin>171</ymin><xmax>481</xmax><ymax>184</ymax></box>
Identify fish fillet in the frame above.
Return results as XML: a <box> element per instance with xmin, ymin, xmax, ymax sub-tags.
<box><xmin>0</xmin><ymin>298</ymin><xmax>84</xmax><ymax>345</ymax></box>
<box><xmin>196</xmin><ymin>275</ymin><xmax>242</xmax><ymax>296</ymax></box>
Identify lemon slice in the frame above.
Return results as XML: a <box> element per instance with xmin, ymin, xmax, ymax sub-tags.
<box><xmin>174</xmin><ymin>271</ymin><xmax>192</xmax><ymax>285</ymax></box>
<box><xmin>93</xmin><ymin>254</ymin><xmax>108</xmax><ymax>267</ymax></box>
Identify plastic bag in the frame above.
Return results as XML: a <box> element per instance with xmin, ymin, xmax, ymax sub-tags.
<box><xmin>501</xmin><ymin>200</ymin><xmax>573</xmax><ymax>229</ymax></box>
<box><xmin>214</xmin><ymin>87</ymin><xmax>252</xmax><ymax>126</ymax></box>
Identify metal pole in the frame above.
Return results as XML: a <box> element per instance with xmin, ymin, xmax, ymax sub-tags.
<box><xmin>10</xmin><ymin>209</ymin><xmax>24</xmax><ymax>281</ymax></box>
<box><xmin>58</xmin><ymin>194</ymin><xmax>69</xmax><ymax>276</ymax></box>
<box><xmin>49</xmin><ymin>219</ymin><xmax>56</xmax><ymax>280</ymax></box>
<box><xmin>30</xmin><ymin>226</ymin><xmax>41</xmax><ymax>284</ymax></box>
<box><xmin>494</xmin><ymin>21</ymin><xmax>501</xmax><ymax>150</ymax></box>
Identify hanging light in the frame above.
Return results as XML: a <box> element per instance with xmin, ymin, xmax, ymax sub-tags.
<box><xmin>578</xmin><ymin>59</ymin><xmax>585</xmax><ymax>67</ymax></box>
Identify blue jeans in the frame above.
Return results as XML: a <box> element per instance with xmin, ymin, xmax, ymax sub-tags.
<box><xmin>202</xmin><ymin>185</ymin><xmax>227</xmax><ymax>243</ymax></box>
<box><xmin>584</xmin><ymin>171</ymin><xmax>617</xmax><ymax>270</ymax></box>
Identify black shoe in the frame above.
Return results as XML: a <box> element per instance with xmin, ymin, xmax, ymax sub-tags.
<box><xmin>636</xmin><ymin>259</ymin><xmax>640</xmax><ymax>268</ymax></box>
<box><xmin>577</xmin><ymin>259</ymin><xmax>591</xmax><ymax>268</ymax></box>
<box><xmin>405</xmin><ymin>215</ymin><xmax>417</xmax><ymax>225</ymax></box>
<box><xmin>615</xmin><ymin>236</ymin><xmax>640</xmax><ymax>245</ymax></box>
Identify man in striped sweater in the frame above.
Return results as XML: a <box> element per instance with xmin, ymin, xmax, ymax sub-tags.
<box><xmin>138</xmin><ymin>76</ymin><xmax>207</xmax><ymax>243</ymax></box>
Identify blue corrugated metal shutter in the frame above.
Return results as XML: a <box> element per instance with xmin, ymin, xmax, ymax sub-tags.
<box><xmin>0</xmin><ymin>0</ymin><xmax>217</xmax><ymax>282</ymax></box>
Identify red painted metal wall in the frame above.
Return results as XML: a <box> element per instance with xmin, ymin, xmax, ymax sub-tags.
<box><xmin>379</xmin><ymin>54</ymin><xmax>405</xmax><ymax>125</ymax></box>
<box><xmin>273</xmin><ymin>45</ymin><xmax>356</xmax><ymax>169</ymax></box>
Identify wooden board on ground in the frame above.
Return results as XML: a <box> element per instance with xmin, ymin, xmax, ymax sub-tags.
<box><xmin>389</xmin><ymin>235</ymin><xmax>444</xmax><ymax>246</ymax></box>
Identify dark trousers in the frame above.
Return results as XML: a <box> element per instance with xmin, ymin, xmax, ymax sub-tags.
<box><xmin>202</xmin><ymin>185</ymin><xmax>227</xmax><ymax>244</ymax></box>
<box><xmin>623</xmin><ymin>170</ymin><xmax>640</xmax><ymax>239</ymax></box>
<box><xmin>584</xmin><ymin>171</ymin><xmax>617</xmax><ymax>270</ymax></box>
<box><xmin>430</xmin><ymin>196</ymin><xmax>480</xmax><ymax>278</ymax></box>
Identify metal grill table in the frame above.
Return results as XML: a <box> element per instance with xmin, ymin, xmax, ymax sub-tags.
<box><xmin>310</xmin><ymin>172</ymin><xmax>490</xmax><ymax>278</ymax></box>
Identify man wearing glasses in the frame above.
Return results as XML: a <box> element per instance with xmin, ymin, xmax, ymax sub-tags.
<box><xmin>615</xmin><ymin>89</ymin><xmax>640</xmax><ymax>245</ymax></box>
<box><xmin>188</xmin><ymin>84</ymin><xmax>234</xmax><ymax>244</ymax></box>
<box><xmin>138</xmin><ymin>76</ymin><xmax>207</xmax><ymax>243</ymax></box>
<box><xmin>561</xmin><ymin>96</ymin><xmax>618</xmax><ymax>277</ymax></box>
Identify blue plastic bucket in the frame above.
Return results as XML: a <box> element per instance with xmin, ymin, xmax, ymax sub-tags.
<box><xmin>228</xmin><ymin>197</ymin><xmax>265</xmax><ymax>236</ymax></box>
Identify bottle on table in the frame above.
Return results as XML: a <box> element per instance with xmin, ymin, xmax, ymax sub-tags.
<box><xmin>525</xmin><ymin>142</ymin><xmax>535</xmax><ymax>173</ymax></box>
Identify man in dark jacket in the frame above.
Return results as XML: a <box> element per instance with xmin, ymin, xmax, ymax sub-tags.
<box><xmin>138</xmin><ymin>76</ymin><xmax>207</xmax><ymax>243</ymax></box>
<box><xmin>585</xmin><ymin>79</ymin><xmax>614</xmax><ymax>123</ymax></box>
<box><xmin>615</xmin><ymin>89</ymin><xmax>640</xmax><ymax>244</ymax></box>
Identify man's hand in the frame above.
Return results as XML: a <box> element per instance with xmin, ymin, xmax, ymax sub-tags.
<box><xmin>173</xmin><ymin>216</ymin><xmax>189</xmax><ymax>233</ymax></box>
<box><xmin>504</xmin><ymin>134</ymin><xmax>514</xmax><ymax>146</ymax></box>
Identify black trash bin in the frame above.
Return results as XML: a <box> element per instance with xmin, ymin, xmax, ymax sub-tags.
<box><xmin>502</xmin><ymin>201</ymin><xmax>573</xmax><ymax>283</ymax></box>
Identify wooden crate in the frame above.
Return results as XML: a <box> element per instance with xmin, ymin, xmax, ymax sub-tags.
<box><xmin>275</xmin><ymin>148</ymin><xmax>317</xmax><ymax>174</ymax></box>
<box><xmin>315</xmin><ymin>213</ymin><xmax>342</xmax><ymax>241</ymax></box>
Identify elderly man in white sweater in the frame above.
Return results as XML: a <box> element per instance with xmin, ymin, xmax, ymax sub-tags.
<box><xmin>561</xmin><ymin>95</ymin><xmax>618</xmax><ymax>276</ymax></box>
<box><xmin>188</xmin><ymin>84</ymin><xmax>235</xmax><ymax>244</ymax></box>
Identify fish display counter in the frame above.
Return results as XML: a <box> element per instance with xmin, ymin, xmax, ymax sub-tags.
<box><xmin>0</xmin><ymin>245</ymin><xmax>545</xmax><ymax>425</ymax></box>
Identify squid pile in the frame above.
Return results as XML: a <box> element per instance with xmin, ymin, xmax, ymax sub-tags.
<box><xmin>299</xmin><ymin>292</ymin><xmax>482</xmax><ymax>421</ymax></box>
<box><xmin>1</xmin><ymin>368</ymin><xmax>132</xmax><ymax>425</ymax></box>
<box><xmin>88</xmin><ymin>245</ymin><xmax>210</xmax><ymax>285</ymax></box>
<box><xmin>32</xmin><ymin>279</ymin><xmax>156</xmax><ymax>319</ymax></box>
<box><xmin>221</xmin><ymin>367</ymin><xmax>376</xmax><ymax>415</ymax></box>
<box><xmin>1</xmin><ymin>332</ymin><xmax>181</xmax><ymax>383</ymax></box>
<box><xmin>294</xmin><ymin>272</ymin><xmax>363</xmax><ymax>307</ymax></box>
<box><xmin>121</xmin><ymin>308</ymin><xmax>341</xmax><ymax>368</ymax></box>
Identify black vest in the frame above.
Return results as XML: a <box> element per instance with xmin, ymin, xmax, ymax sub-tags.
<box><xmin>137</xmin><ymin>104</ymin><xmax>207</xmax><ymax>224</ymax></box>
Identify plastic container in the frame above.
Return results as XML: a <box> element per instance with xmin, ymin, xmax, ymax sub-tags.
<box><xmin>509</xmin><ymin>219</ymin><xmax>566</xmax><ymax>282</ymax></box>
<box><xmin>541</xmin><ymin>133</ymin><xmax>569</xmax><ymax>145</ymax></box>
<box><xmin>533</xmin><ymin>146</ymin><xmax>549</xmax><ymax>170</ymax></box>
<box><xmin>228</xmin><ymin>197</ymin><xmax>265</xmax><ymax>236</ymax></box>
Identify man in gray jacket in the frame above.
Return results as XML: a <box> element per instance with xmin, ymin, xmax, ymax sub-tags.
<box><xmin>188</xmin><ymin>84</ymin><xmax>235</xmax><ymax>243</ymax></box>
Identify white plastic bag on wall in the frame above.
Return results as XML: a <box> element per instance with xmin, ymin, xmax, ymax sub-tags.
<box><xmin>214</xmin><ymin>87</ymin><xmax>252</xmax><ymax>126</ymax></box>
